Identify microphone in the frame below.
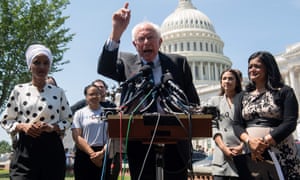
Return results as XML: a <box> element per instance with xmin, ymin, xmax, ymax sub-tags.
<box><xmin>169</xmin><ymin>94</ymin><xmax>190</xmax><ymax>114</ymax></box>
<box><xmin>120</xmin><ymin>65</ymin><xmax>152</xmax><ymax>87</ymax></box>
<box><xmin>161</xmin><ymin>72</ymin><xmax>183</xmax><ymax>93</ymax></box>
<box><xmin>120</xmin><ymin>79</ymin><xmax>154</xmax><ymax>113</ymax></box>
<box><xmin>161</xmin><ymin>72</ymin><xmax>188</xmax><ymax>102</ymax></box>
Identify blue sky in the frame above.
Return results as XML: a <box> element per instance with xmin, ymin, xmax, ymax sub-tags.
<box><xmin>1</xmin><ymin>0</ymin><xmax>300</xmax><ymax>142</ymax></box>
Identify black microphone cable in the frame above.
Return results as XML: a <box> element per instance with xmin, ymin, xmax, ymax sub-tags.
<box><xmin>158</xmin><ymin>85</ymin><xmax>195</xmax><ymax>176</ymax></box>
<box><xmin>159</xmin><ymin>85</ymin><xmax>183</xmax><ymax>113</ymax></box>
<box><xmin>158</xmin><ymin>89</ymin><xmax>189</xmax><ymax>136</ymax></box>
<box><xmin>120</xmin><ymin>87</ymin><xmax>157</xmax><ymax>179</ymax></box>
<box><xmin>169</xmin><ymin>93</ymin><xmax>191</xmax><ymax>114</ymax></box>
<box><xmin>159</xmin><ymin>79</ymin><xmax>191</xmax><ymax>114</ymax></box>
<box><xmin>161</xmin><ymin>72</ymin><xmax>189</xmax><ymax>103</ymax></box>
<box><xmin>120</xmin><ymin>78</ymin><xmax>154</xmax><ymax>113</ymax></box>
<box><xmin>139</xmin><ymin>85</ymin><xmax>159</xmax><ymax>113</ymax></box>
<box><xmin>120</xmin><ymin>82</ymin><xmax>135</xmax><ymax>106</ymax></box>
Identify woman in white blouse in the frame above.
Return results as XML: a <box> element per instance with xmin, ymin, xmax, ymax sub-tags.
<box><xmin>0</xmin><ymin>44</ymin><xmax>73</xmax><ymax>180</ymax></box>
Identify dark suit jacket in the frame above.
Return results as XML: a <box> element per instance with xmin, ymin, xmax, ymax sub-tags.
<box><xmin>98</xmin><ymin>46</ymin><xmax>200</xmax><ymax>105</ymax></box>
<box><xmin>97</xmin><ymin>46</ymin><xmax>200</xmax><ymax>168</ymax></box>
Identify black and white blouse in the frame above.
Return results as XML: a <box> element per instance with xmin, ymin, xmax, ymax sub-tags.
<box><xmin>1</xmin><ymin>83</ymin><xmax>73</xmax><ymax>134</ymax></box>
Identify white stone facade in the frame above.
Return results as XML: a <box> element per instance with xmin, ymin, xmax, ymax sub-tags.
<box><xmin>276</xmin><ymin>43</ymin><xmax>300</xmax><ymax>140</ymax></box>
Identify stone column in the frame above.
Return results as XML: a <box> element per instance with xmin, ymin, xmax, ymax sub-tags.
<box><xmin>191</xmin><ymin>61</ymin><xmax>195</xmax><ymax>80</ymax></box>
<box><xmin>289</xmin><ymin>70</ymin><xmax>296</xmax><ymax>90</ymax></box>
<box><xmin>214</xmin><ymin>63</ymin><xmax>218</xmax><ymax>81</ymax></box>
<box><xmin>208</xmin><ymin>62</ymin><xmax>211</xmax><ymax>81</ymax></box>
<box><xmin>200</xmin><ymin>61</ymin><xmax>203</xmax><ymax>80</ymax></box>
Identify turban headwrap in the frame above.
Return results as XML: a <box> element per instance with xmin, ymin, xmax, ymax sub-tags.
<box><xmin>25</xmin><ymin>44</ymin><xmax>53</xmax><ymax>69</ymax></box>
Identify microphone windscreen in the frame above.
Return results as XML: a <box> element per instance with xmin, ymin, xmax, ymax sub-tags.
<box><xmin>140</xmin><ymin>64</ymin><xmax>152</xmax><ymax>76</ymax></box>
<box><xmin>161</xmin><ymin>72</ymin><xmax>174</xmax><ymax>83</ymax></box>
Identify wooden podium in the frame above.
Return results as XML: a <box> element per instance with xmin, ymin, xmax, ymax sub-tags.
<box><xmin>107</xmin><ymin>113</ymin><xmax>212</xmax><ymax>180</ymax></box>
<box><xmin>107</xmin><ymin>113</ymin><xmax>212</xmax><ymax>143</ymax></box>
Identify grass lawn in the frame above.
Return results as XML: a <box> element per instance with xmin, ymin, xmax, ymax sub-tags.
<box><xmin>0</xmin><ymin>169</ymin><xmax>130</xmax><ymax>180</ymax></box>
<box><xmin>0</xmin><ymin>169</ymin><xmax>9</xmax><ymax>179</ymax></box>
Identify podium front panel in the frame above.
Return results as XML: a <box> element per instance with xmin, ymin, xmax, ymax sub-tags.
<box><xmin>108</xmin><ymin>113</ymin><xmax>212</xmax><ymax>142</ymax></box>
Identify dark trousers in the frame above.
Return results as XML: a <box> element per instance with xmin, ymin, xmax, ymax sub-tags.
<box><xmin>127</xmin><ymin>141</ymin><xmax>187</xmax><ymax>180</ymax></box>
<box><xmin>74</xmin><ymin>146</ymin><xmax>104</xmax><ymax>180</ymax></box>
<box><xmin>10</xmin><ymin>132</ymin><xmax>66</xmax><ymax>180</ymax></box>
<box><xmin>233</xmin><ymin>153</ymin><xmax>281</xmax><ymax>180</ymax></box>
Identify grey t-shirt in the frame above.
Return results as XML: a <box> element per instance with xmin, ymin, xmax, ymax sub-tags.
<box><xmin>72</xmin><ymin>106</ymin><xmax>108</xmax><ymax>146</ymax></box>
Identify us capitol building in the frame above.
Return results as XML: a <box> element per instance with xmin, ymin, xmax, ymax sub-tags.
<box><xmin>158</xmin><ymin>0</ymin><xmax>300</xmax><ymax>152</ymax></box>
<box><xmin>62</xmin><ymin>0</ymin><xmax>300</xmax><ymax>152</ymax></box>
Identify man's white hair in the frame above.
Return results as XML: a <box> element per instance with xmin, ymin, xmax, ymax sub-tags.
<box><xmin>131</xmin><ymin>21</ymin><xmax>161</xmax><ymax>41</ymax></box>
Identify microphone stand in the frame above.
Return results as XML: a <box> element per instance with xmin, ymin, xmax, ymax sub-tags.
<box><xmin>156</xmin><ymin>85</ymin><xmax>194</xmax><ymax>180</ymax></box>
<box><xmin>155</xmin><ymin>144</ymin><xmax>165</xmax><ymax>180</ymax></box>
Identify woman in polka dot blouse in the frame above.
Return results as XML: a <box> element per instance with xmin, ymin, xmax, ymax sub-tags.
<box><xmin>0</xmin><ymin>44</ymin><xmax>73</xmax><ymax>180</ymax></box>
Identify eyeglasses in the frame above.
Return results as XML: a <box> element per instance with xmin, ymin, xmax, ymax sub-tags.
<box><xmin>135</xmin><ymin>35</ymin><xmax>157</xmax><ymax>44</ymax></box>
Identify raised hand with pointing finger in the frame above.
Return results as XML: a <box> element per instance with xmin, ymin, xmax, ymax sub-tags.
<box><xmin>110</xmin><ymin>2</ymin><xmax>131</xmax><ymax>42</ymax></box>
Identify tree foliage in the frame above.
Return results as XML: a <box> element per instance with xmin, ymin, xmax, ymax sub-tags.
<box><xmin>0</xmin><ymin>0</ymin><xmax>74</xmax><ymax>111</ymax></box>
<box><xmin>0</xmin><ymin>140</ymin><xmax>11</xmax><ymax>153</ymax></box>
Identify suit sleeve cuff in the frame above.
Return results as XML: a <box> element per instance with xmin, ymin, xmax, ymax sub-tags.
<box><xmin>105</xmin><ymin>39</ymin><xmax>120</xmax><ymax>51</ymax></box>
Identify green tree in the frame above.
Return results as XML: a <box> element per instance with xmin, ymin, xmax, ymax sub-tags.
<box><xmin>0</xmin><ymin>140</ymin><xmax>11</xmax><ymax>153</ymax></box>
<box><xmin>0</xmin><ymin>0</ymin><xmax>74</xmax><ymax>111</ymax></box>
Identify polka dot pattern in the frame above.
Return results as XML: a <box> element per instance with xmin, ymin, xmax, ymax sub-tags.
<box><xmin>0</xmin><ymin>83</ymin><xmax>73</xmax><ymax>132</ymax></box>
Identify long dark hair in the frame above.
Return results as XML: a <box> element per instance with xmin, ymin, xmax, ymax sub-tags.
<box><xmin>219</xmin><ymin>69</ymin><xmax>242</xmax><ymax>96</ymax></box>
<box><xmin>245</xmin><ymin>51</ymin><xmax>284</xmax><ymax>92</ymax></box>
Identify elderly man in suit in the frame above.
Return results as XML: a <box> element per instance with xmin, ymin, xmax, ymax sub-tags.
<box><xmin>97</xmin><ymin>3</ymin><xmax>200</xmax><ymax>180</ymax></box>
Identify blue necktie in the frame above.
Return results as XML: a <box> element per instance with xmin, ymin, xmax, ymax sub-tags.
<box><xmin>147</xmin><ymin>62</ymin><xmax>154</xmax><ymax>84</ymax></box>
<box><xmin>145</xmin><ymin>62</ymin><xmax>157</xmax><ymax>112</ymax></box>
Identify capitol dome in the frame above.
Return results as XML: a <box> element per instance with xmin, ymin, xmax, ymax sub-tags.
<box><xmin>161</xmin><ymin>0</ymin><xmax>215</xmax><ymax>34</ymax></box>
<box><xmin>160</xmin><ymin>0</ymin><xmax>232</xmax><ymax>86</ymax></box>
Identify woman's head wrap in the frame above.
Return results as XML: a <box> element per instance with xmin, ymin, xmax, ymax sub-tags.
<box><xmin>25</xmin><ymin>44</ymin><xmax>52</xmax><ymax>69</ymax></box>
